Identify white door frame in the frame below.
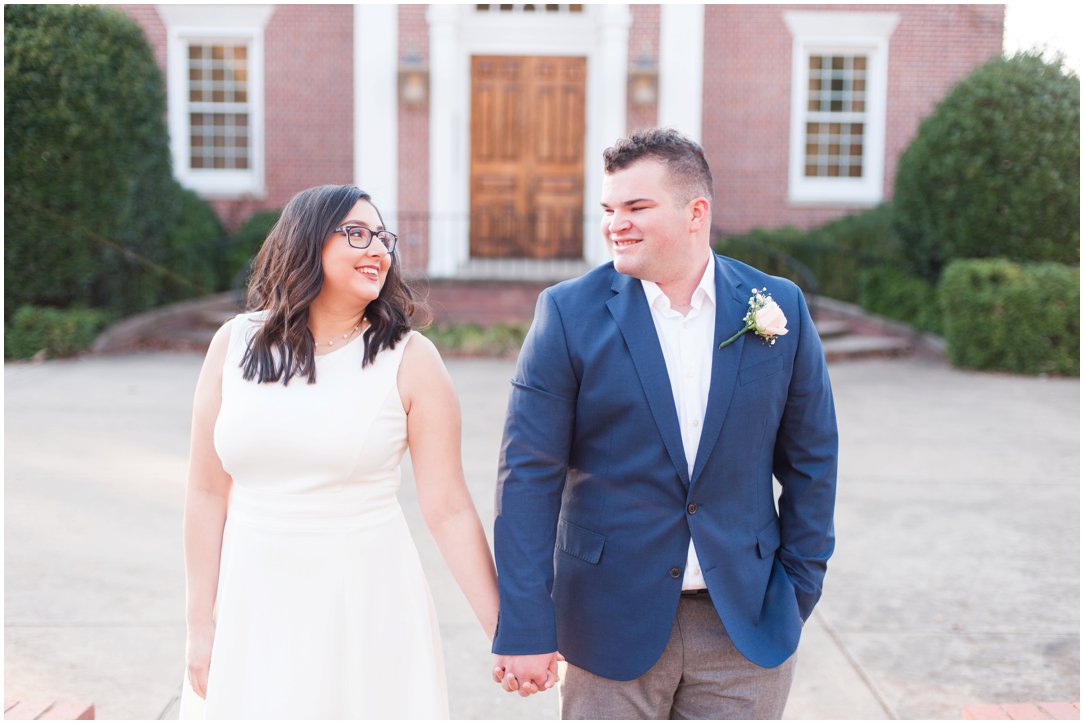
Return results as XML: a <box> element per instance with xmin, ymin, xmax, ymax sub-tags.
<box><xmin>426</xmin><ymin>5</ymin><xmax>631</xmax><ymax>277</ymax></box>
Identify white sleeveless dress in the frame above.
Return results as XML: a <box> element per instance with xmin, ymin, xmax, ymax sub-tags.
<box><xmin>179</xmin><ymin>312</ymin><xmax>448</xmax><ymax>719</ymax></box>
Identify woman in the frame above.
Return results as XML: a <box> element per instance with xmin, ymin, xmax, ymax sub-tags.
<box><xmin>180</xmin><ymin>185</ymin><xmax>499</xmax><ymax>718</ymax></box>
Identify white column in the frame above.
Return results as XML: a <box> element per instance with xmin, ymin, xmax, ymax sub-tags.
<box><xmin>658</xmin><ymin>4</ymin><xmax>705</xmax><ymax>142</ymax></box>
<box><xmin>585</xmin><ymin>4</ymin><xmax>632</xmax><ymax>266</ymax></box>
<box><xmin>354</xmin><ymin>4</ymin><xmax>398</xmax><ymax>228</ymax></box>
<box><xmin>426</xmin><ymin>5</ymin><xmax>462</xmax><ymax>277</ymax></box>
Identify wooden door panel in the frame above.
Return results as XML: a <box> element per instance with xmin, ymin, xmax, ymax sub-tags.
<box><xmin>471</xmin><ymin>55</ymin><xmax>585</xmax><ymax>260</ymax></box>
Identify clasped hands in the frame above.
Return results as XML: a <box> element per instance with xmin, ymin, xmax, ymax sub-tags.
<box><xmin>492</xmin><ymin>651</ymin><xmax>563</xmax><ymax>697</ymax></box>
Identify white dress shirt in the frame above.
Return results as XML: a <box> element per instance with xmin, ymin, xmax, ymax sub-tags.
<box><xmin>640</xmin><ymin>256</ymin><xmax>715</xmax><ymax>591</ymax></box>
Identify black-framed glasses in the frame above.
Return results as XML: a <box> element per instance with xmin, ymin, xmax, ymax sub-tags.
<box><xmin>334</xmin><ymin>225</ymin><xmax>398</xmax><ymax>253</ymax></box>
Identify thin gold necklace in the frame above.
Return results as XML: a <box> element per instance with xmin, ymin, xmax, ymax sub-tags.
<box><xmin>315</xmin><ymin>319</ymin><xmax>364</xmax><ymax>348</ymax></box>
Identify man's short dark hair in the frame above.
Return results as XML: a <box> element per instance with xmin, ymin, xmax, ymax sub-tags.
<box><xmin>602</xmin><ymin>127</ymin><xmax>714</xmax><ymax>204</ymax></box>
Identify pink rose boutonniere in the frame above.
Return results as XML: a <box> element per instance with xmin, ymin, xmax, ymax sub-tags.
<box><xmin>718</xmin><ymin>288</ymin><xmax>789</xmax><ymax>349</ymax></box>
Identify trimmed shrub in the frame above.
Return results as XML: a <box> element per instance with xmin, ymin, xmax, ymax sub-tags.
<box><xmin>714</xmin><ymin>227</ymin><xmax>814</xmax><ymax>290</ymax></box>
<box><xmin>4</xmin><ymin>306</ymin><xmax>115</xmax><ymax>360</ymax></box>
<box><xmin>225</xmin><ymin>210</ymin><xmax>281</xmax><ymax>289</ymax></box>
<box><xmin>420</xmin><ymin>322</ymin><xmax>529</xmax><ymax>357</ymax></box>
<box><xmin>4</xmin><ymin>4</ymin><xmax>179</xmax><ymax>315</ymax></box>
<box><xmin>938</xmin><ymin>259</ymin><xmax>1079</xmax><ymax>375</ymax></box>
<box><xmin>159</xmin><ymin>186</ymin><xmax>228</xmax><ymax>302</ymax></box>
<box><xmin>894</xmin><ymin>53</ymin><xmax>1080</xmax><ymax>281</ymax></box>
<box><xmin>714</xmin><ymin>204</ymin><xmax>900</xmax><ymax>303</ymax></box>
<box><xmin>858</xmin><ymin>267</ymin><xmax>942</xmax><ymax>334</ymax></box>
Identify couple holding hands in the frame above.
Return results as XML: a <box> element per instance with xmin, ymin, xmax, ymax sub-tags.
<box><xmin>180</xmin><ymin>128</ymin><xmax>837</xmax><ymax>720</ymax></box>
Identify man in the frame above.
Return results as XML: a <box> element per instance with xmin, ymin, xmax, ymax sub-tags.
<box><xmin>491</xmin><ymin>128</ymin><xmax>837</xmax><ymax>719</ymax></box>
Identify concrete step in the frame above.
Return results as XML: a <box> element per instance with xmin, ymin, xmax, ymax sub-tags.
<box><xmin>93</xmin><ymin>289</ymin><xmax>932</xmax><ymax>363</ymax></box>
<box><xmin>822</xmin><ymin>334</ymin><xmax>912</xmax><ymax>361</ymax></box>
<box><xmin>812</xmin><ymin>319</ymin><xmax>851</xmax><ymax>339</ymax></box>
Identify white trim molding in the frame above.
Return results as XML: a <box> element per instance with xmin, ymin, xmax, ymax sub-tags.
<box><xmin>658</xmin><ymin>4</ymin><xmax>705</xmax><ymax>142</ymax></box>
<box><xmin>784</xmin><ymin>10</ymin><xmax>899</xmax><ymax>206</ymax></box>
<box><xmin>159</xmin><ymin>5</ymin><xmax>273</xmax><ymax>198</ymax></box>
<box><xmin>425</xmin><ymin>4</ymin><xmax>631</xmax><ymax>277</ymax></box>
<box><xmin>354</xmin><ymin>5</ymin><xmax>398</xmax><ymax>231</ymax></box>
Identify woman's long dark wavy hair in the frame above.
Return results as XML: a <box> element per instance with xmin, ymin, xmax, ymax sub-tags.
<box><xmin>240</xmin><ymin>184</ymin><xmax>420</xmax><ymax>385</ymax></box>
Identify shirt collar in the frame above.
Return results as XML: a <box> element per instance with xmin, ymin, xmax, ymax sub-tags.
<box><xmin>640</xmin><ymin>255</ymin><xmax>716</xmax><ymax>312</ymax></box>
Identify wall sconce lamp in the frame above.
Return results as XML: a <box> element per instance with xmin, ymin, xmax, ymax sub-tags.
<box><xmin>628</xmin><ymin>54</ymin><xmax>658</xmax><ymax>108</ymax></box>
<box><xmin>398</xmin><ymin>53</ymin><xmax>429</xmax><ymax>107</ymax></box>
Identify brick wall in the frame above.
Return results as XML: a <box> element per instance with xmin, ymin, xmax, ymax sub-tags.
<box><xmin>884</xmin><ymin>4</ymin><xmax>1004</xmax><ymax>197</ymax></box>
<box><xmin>117</xmin><ymin>5</ymin><xmax>167</xmax><ymax>71</ymax></box>
<box><xmin>701</xmin><ymin>4</ymin><xmax>1004</xmax><ymax>235</ymax></box>
<box><xmin>257</xmin><ymin>5</ymin><xmax>354</xmax><ymax>230</ymax></box>
<box><xmin>397</xmin><ymin>4</ymin><xmax>431</xmax><ymax>276</ymax></box>
<box><xmin>118</xmin><ymin>5</ymin><xmax>355</xmax><ymax>232</ymax></box>
<box><xmin>121</xmin><ymin>4</ymin><xmax>1005</xmax><ymax>252</ymax></box>
<box><xmin>627</xmin><ymin>4</ymin><xmax>660</xmax><ymax>133</ymax></box>
<box><xmin>419</xmin><ymin>279</ymin><xmax>550</xmax><ymax>326</ymax></box>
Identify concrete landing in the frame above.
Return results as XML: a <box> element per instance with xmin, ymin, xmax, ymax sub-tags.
<box><xmin>4</xmin><ymin>354</ymin><xmax>1077</xmax><ymax>718</ymax></box>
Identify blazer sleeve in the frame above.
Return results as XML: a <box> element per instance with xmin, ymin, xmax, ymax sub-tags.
<box><xmin>773</xmin><ymin>288</ymin><xmax>838</xmax><ymax>621</ymax></box>
<box><xmin>492</xmin><ymin>289</ymin><xmax>578</xmax><ymax>654</ymax></box>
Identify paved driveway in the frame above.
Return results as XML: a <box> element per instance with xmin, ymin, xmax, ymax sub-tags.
<box><xmin>4</xmin><ymin>353</ymin><xmax>1078</xmax><ymax>718</ymax></box>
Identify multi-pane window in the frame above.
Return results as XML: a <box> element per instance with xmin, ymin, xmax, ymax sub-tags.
<box><xmin>784</xmin><ymin>10</ymin><xmax>898</xmax><ymax>205</ymax></box>
<box><xmin>187</xmin><ymin>44</ymin><xmax>251</xmax><ymax>171</ymax></box>
<box><xmin>803</xmin><ymin>55</ymin><xmax>867</xmax><ymax>179</ymax></box>
<box><xmin>475</xmin><ymin>4</ymin><xmax>584</xmax><ymax>12</ymax></box>
<box><xmin>162</xmin><ymin>4</ymin><xmax>269</xmax><ymax>196</ymax></box>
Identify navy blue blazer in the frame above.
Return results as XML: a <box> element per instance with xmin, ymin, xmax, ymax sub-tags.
<box><xmin>492</xmin><ymin>254</ymin><xmax>838</xmax><ymax>679</ymax></box>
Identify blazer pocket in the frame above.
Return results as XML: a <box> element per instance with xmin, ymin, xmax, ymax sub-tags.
<box><xmin>755</xmin><ymin>517</ymin><xmax>781</xmax><ymax>559</ymax></box>
<box><xmin>739</xmin><ymin>355</ymin><xmax>784</xmax><ymax>385</ymax></box>
<box><xmin>556</xmin><ymin>518</ymin><xmax>606</xmax><ymax>565</ymax></box>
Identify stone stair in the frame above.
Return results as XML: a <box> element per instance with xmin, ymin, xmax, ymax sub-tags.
<box><xmin>91</xmin><ymin>286</ymin><xmax>942</xmax><ymax>363</ymax></box>
<box><xmin>812</xmin><ymin>296</ymin><xmax>943</xmax><ymax>362</ymax></box>
<box><xmin>91</xmin><ymin>292</ymin><xmax>243</xmax><ymax>354</ymax></box>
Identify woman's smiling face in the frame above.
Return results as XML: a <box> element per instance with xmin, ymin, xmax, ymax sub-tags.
<box><xmin>319</xmin><ymin>199</ymin><xmax>391</xmax><ymax>308</ymax></box>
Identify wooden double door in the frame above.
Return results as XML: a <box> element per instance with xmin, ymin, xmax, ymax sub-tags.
<box><xmin>470</xmin><ymin>55</ymin><xmax>586</xmax><ymax>259</ymax></box>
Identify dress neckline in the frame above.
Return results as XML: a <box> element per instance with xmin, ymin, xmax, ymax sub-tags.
<box><xmin>313</xmin><ymin>326</ymin><xmax>366</xmax><ymax>361</ymax></box>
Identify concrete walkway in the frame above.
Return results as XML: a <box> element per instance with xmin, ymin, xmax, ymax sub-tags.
<box><xmin>4</xmin><ymin>352</ymin><xmax>1079</xmax><ymax>719</ymax></box>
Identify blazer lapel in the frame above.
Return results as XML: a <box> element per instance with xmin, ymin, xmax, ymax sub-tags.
<box><xmin>691</xmin><ymin>256</ymin><xmax>749</xmax><ymax>485</ymax></box>
<box><xmin>606</xmin><ymin>273</ymin><xmax>691</xmax><ymax>488</ymax></box>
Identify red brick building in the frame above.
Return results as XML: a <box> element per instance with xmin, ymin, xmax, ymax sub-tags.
<box><xmin>120</xmin><ymin>4</ymin><xmax>1004</xmax><ymax>281</ymax></box>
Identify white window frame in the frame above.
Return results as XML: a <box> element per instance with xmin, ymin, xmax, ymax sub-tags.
<box><xmin>784</xmin><ymin>11</ymin><xmax>899</xmax><ymax>206</ymax></box>
<box><xmin>159</xmin><ymin>5</ymin><xmax>272</xmax><ymax>198</ymax></box>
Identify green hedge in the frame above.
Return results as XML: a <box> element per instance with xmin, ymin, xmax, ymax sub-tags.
<box><xmin>420</xmin><ymin>323</ymin><xmax>529</xmax><ymax>357</ymax></box>
<box><xmin>939</xmin><ymin>259</ymin><xmax>1079</xmax><ymax>375</ymax></box>
<box><xmin>714</xmin><ymin>204</ymin><xmax>899</xmax><ymax>303</ymax></box>
<box><xmin>858</xmin><ymin>267</ymin><xmax>942</xmax><ymax>334</ymax></box>
<box><xmin>4</xmin><ymin>306</ymin><xmax>115</xmax><ymax>360</ymax></box>
<box><xmin>894</xmin><ymin>53</ymin><xmax>1080</xmax><ymax>281</ymax></box>
<box><xmin>159</xmin><ymin>187</ymin><xmax>228</xmax><ymax>302</ymax></box>
<box><xmin>225</xmin><ymin>210</ymin><xmax>281</xmax><ymax>289</ymax></box>
<box><xmin>4</xmin><ymin>4</ymin><xmax>178</xmax><ymax>315</ymax></box>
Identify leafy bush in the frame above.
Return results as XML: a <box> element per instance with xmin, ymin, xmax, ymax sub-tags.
<box><xmin>938</xmin><ymin>259</ymin><xmax>1079</xmax><ymax>375</ymax></box>
<box><xmin>858</xmin><ymin>267</ymin><xmax>942</xmax><ymax>334</ymax></box>
<box><xmin>4</xmin><ymin>306</ymin><xmax>115</xmax><ymax>360</ymax></box>
<box><xmin>420</xmin><ymin>323</ymin><xmax>529</xmax><ymax>357</ymax></box>
<box><xmin>225</xmin><ymin>210</ymin><xmax>281</xmax><ymax>289</ymax></box>
<box><xmin>894</xmin><ymin>53</ymin><xmax>1080</xmax><ymax>281</ymax></box>
<box><xmin>159</xmin><ymin>186</ymin><xmax>228</xmax><ymax>303</ymax></box>
<box><xmin>714</xmin><ymin>204</ymin><xmax>900</xmax><ymax>303</ymax></box>
<box><xmin>4</xmin><ymin>4</ymin><xmax>179</xmax><ymax>315</ymax></box>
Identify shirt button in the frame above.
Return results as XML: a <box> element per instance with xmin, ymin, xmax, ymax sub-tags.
<box><xmin>687</xmin><ymin>503</ymin><xmax>698</xmax><ymax>515</ymax></box>
<box><xmin>669</xmin><ymin>567</ymin><xmax>682</xmax><ymax>579</ymax></box>
<box><xmin>691</xmin><ymin>418</ymin><xmax>701</xmax><ymax>428</ymax></box>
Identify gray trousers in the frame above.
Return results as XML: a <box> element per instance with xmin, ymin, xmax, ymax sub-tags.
<box><xmin>559</xmin><ymin>594</ymin><xmax>795</xmax><ymax>720</ymax></box>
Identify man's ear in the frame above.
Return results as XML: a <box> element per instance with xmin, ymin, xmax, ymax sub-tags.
<box><xmin>688</xmin><ymin>197</ymin><xmax>711</xmax><ymax>232</ymax></box>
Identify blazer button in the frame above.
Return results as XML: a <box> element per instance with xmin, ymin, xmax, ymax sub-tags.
<box><xmin>687</xmin><ymin>503</ymin><xmax>698</xmax><ymax>515</ymax></box>
<box><xmin>669</xmin><ymin>567</ymin><xmax>681</xmax><ymax>579</ymax></box>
